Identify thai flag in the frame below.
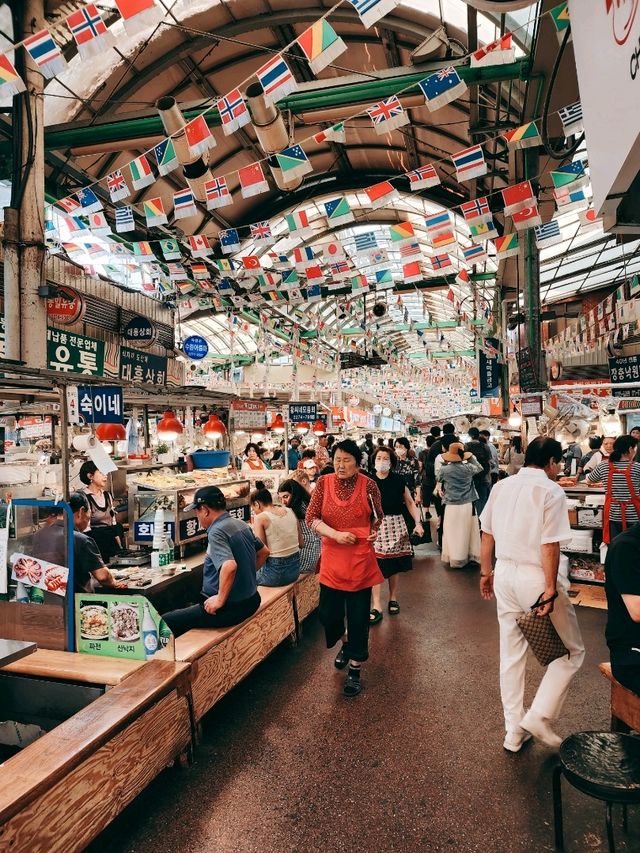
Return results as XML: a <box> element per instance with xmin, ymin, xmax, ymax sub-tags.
<box><xmin>23</xmin><ymin>29</ymin><xmax>67</xmax><ymax>78</ymax></box>
<box><xmin>451</xmin><ymin>145</ymin><xmax>487</xmax><ymax>181</ymax></box>
<box><xmin>256</xmin><ymin>55</ymin><xmax>297</xmax><ymax>105</ymax></box>
<box><xmin>462</xmin><ymin>244</ymin><xmax>487</xmax><ymax>264</ymax></box>
<box><xmin>174</xmin><ymin>189</ymin><xmax>196</xmax><ymax>218</ymax></box>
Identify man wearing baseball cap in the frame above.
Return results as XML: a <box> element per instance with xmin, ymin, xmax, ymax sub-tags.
<box><xmin>162</xmin><ymin>486</ymin><xmax>269</xmax><ymax>636</ymax></box>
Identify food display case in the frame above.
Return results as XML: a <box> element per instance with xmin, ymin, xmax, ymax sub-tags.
<box><xmin>561</xmin><ymin>484</ymin><xmax>606</xmax><ymax>586</ymax></box>
<box><xmin>128</xmin><ymin>471</ymin><xmax>251</xmax><ymax>553</ymax></box>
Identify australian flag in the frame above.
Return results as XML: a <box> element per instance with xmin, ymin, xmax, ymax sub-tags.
<box><xmin>75</xmin><ymin>187</ymin><xmax>102</xmax><ymax>214</ymax></box>
<box><xmin>419</xmin><ymin>66</ymin><xmax>467</xmax><ymax>111</ymax></box>
<box><xmin>220</xmin><ymin>228</ymin><xmax>240</xmax><ymax>254</ymax></box>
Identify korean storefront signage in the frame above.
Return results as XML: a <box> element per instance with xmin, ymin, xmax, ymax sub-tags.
<box><xmin>182</xmin><ymin>335</ymin><xmax>209</xmax><ymax>360</ymax></box>
<box><xmin>520</xmin><ymin>395</ymin><xmax>543</xmax><ymax>417</ymax></box>
<box><xmin>77</xmin><ymin>386</ymin><xmax>124</xmax><ymax>424</ymax></box>
<box><xmin>47</xmin><ymin>328</ymin><xmax>105</xmax><ymax>376</ymax></box>
<box><xmin>479</xmin><ymin>337</ymin><xmax>500</xmax><ymax>399</ymax></box>
<box><xmin>123</xmin><ymin>316</ymin><xmax>156</xmax><ymax>349</ymax></box>
<box><xmin>609</xmin><ymin>355</ymin><xmax>640</xmax><ymax>398</ymax></box>
<box><xmin>231</xmin><ymin>400</ymin><xmax>268</xmax><ymax>431</ymax></box>
<box><xmin>288</xmin><ymin>402</ymin><xmax>318</xmax><ymax>424</ymax></box>
<box><xmin>133</xmin><ymin>520</ymin><xmax>176</xmax><ymax>543</ymax></box>
<box><xmin>46</xmin><ymin>285</ymin><xmax>85</xmax><ymax>326</ymax></box>
<box><xmin>119</xmin><ymin>347</ymin><xmax>167</xmax><ymax>385</ymax></box>
<box><xmin>516</xmin><ymin>347</ymin><xmax>538</xmax><ymax>392</ymax></box>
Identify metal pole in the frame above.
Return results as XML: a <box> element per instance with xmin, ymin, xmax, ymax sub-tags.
<box><xmin>59</xmin><ymin>386</ymin><xmax>70</xmax><ymax>499</ymax></box>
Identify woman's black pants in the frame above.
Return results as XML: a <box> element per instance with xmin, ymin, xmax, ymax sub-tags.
<box><xmin>318</xmin><ymin>584</ymin><xmax>371</xmax><ymax>662</ymax></box>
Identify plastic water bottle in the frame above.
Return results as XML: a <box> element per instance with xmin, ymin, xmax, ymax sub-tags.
<box><xmin>15</xmin><ymin>581</ymin><xmax>29</xmax><ymax>603</ymax></box>
<box><xmin>142</xmin><ymin>601</ymin><xmax>159</xmax><ymax>659</ymax></box>
<box><xmin>163</xmin><ymin>534</ymin><xmax>174</xmax><ymax>566</ymax></box>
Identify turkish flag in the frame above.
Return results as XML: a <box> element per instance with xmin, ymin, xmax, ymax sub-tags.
<box><xmin>241</xmin><ymin>256</ymin><xmax>261</xmax><ymax>270</ymax></box>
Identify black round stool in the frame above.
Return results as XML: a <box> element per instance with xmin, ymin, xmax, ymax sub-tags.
<box><xmin>553</xmin><ymin>732</ymin><xmax>640</xmax><ymax>851</ymax></box>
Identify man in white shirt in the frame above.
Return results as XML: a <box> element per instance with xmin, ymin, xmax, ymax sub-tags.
<box><xmin>479</xmin><ymin>437</ymin><xmax>585</xmax><ymax>752</ymax></box>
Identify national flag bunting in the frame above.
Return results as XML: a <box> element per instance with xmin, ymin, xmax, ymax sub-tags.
<box><xmin>402</xmin><ymin>261</ymin><xmax>423</xmax><ymax>283</ymax></box>
<box><xmin>512</xmin><ymin>205</ymin><xmax>542</xmax><ymax>231</ymax></box>
<box><xmin>23</xmin><ymin>30</ymin><xmax>67</xmax><ymax>79</ymax></box>
<box><xmin>297</xmin><ymin>20</ymin><xmax>346</xmax><ymax>74</ymax></box>
<box><xmin>0</xmin><ymin>54</ymin><xmax>25</xmax><ymax>98</ymax></box>
<box><xmin>114</xmin><ymin>0</ymin><xmax>161</xmax><ymax>36</ymax></box>
<box><xmin>399</xmin><ymin>241</ymin><xmax>422</xmax><ymax>261</ymax></box>
<box><xmin>534</xmin><ymin>219</ymin><xmax>563</xmax><ymax>249</ymax></box>
<box><xmin>204</xmin><ymin>177</ymin><xmax>232</xmax><ymax>210</ymax></box>
<box><xmin>217</xmin><ymin>89</ymin><xmax>250</xmax><ymax>135</ymax></box>
<box><xmin>293</xmin><ymin>246</ymin><xmax>315</xmax><ymax>269</ymax></box>
<box><xmin>470</xmin><ymin>33</ymin><xmax>514</xmax><ymax>67</ymax></box>
<box><xmin>550</xmin><ymin>3</ymin><xmax>571</xmax><ymax>43</ymax></box>
<box><xmin>87</xmin><ymin>211</ymin><xmax>110</xmax><ymax>235</ymax></box>
<box><xmin>256</xmin><ymin>54</ymin><xmax>297</xmax><ymax>106</ymax></box>
<box><xmin>133</xmin><ymin>241</ymin><xmax>155</xmax><ymax>261</ymax></box>
<box><xmin>425</xmin><ymin>211</ymin><xmax>453</xmax><ymax>236</ymax></box>
<box><xmin>460</xmin><ymin>197</ymin><xmax>491</xmax><ymax>224</ymax></box>
<box><xmin>75</xmin><ymin>187</ymin><xmax>103</xmax><ymax>214</ymax></box>
<box><xmin>285</xmin><ymin>210</ymin><xmax>311</xmax><ymax>236</ymax></box>
<box><xmin>154</xmin><ymin>139</ymin><xmax>178</xmax><ymax>176</ymax></box>
<box><xmin>324</xmin><ymin>240</ymin><xmax>346</xmax><ymax>262</ymax></box>
<box><xmin>389</xmin><ymin>221</ymin><xmax>415</xmax><ymax>246</ymax></box>
<box><xmin>494</xmin><ymin>233</ymin><xmax>519</xmax><ymax>260</ymax></box>
<box><xmin>307</xmin><ymin>283</ymin><xmax>323</xmax><ymax>303</ymax></box>
<box><xmin>57</xmin><ymin>196</ymin><xmax>81</xmax><ymax>214</ymax></box>
<box><xmin>375</xmin><ymin>269</ymin><xmax>393</xmax><ymax>288</ymax></box>
<box><xmin>129</xmin><ymin>155</ymin><xmax>155</xmax><ymax>190</ymax></box>
<box><xmin>502</xmin><ymin>121</ymin><xmax>541</xmax><ymax>149</ymax></box>
<box><xmin>220</xmin><ymin>228</ymin><xmax>241</xmax><ymax>254</ymax></box>
<box><xmin>406</xmin><ymin>164</ymin><xmax>440</xmax><ymax>191</ymax></box>
<box><xmin>188</xmin><ymin>235</ymin><xmax>213</xmax><ymax>258</ymax></box>
<box><xmin>559</xmin><ymin>101</ymin><xmax>583</xmax><ymax>136</ymax></box>
<box><xmin>451</xmin><ymin>145</ymin><xmax>487</xmax><ymax>182</ymax></box>
<box><xmin>185</xmin><ymin>115</ymin><xmax>216</xmax><ymax>157</ymax></box>
<box><xmin>324</xmin><ymin>197</ymin><xmax>353</xmax><ymax>227</ymax></box>
<box><xmin>579</xmin><ymin>208</ymin><xmax>602</xmax><ymax>231</ymax></box>
<box><xmin>456</xmin><ymin>268</ymin><xmax>470</xmax><ymax>287</ymax></box>
<box><xmin>351</xmin><ymin>274</ymin><xmax>369</xmax><ymax>294</ymax></box>
<box><xmin>330</xmin><ymin>260</ymin><xmax>351</xmax><ymax>278</ymax></box>
<box><xmin>348</xmin><ymin>0</ymin><xmax>400</xmax><ymax>30</ymax></box>
<box><xmin>364</xmin><ymin>180</ymin><xmax>397</xmax><ymax>209</ymax></box>
<box><xmin>143</xmin><ymin>197</ymin><xmax>167</xmax><ymax>227</ymax></box>
<box><xmin>367</xmin><ymin>96</ymin><xmax>409</xmax><ymax>134</ymax></box>
<box><xmin>550</xmin><ymin>159</ymin><xmax>589</xmax><ymax>191</ymax></box>
<box><xmin>168</xmin><ymin>262</ymin><xmax>188</xmax><ymax>280</ymax></box>
<box><xmin>419</xmin><ymin>67</ymin><xmax>467</xmax><ymax>111</ymax></box>
<box><xmin>367</xmin><ymin>248</ymin><xmax>389</xmax><ymax>267</ymax></box>
<box><xmin>160</xmin><ymin>238</ymin><xmax>181</xmax><ymax>260</ymax></box>
<box><xmin>275</xmin><ymin>144</ymin><xmax>313</xmax><ymax>181</ymax></box>
<box><xmin>502</xmin><ymin>180</ymin><xmax>536</xmax><ymax>215</ymax></box>
<box><xmin>115</xmin><ymin>206</ymin><xmax>135</xmax><ymax>233</ymax></box>
<box><xmin>250</xmin><ymin>221</ymin><xmax>275</xmax><ymax>245</ymax></box>
<box><xmin>240</xmin><ymin>256</ymin><xmax>262</xmax><ymax>271</ymax></box>
<box><xmin>554</xmin><ymin>187</ymin><xmax>588</xmax><ymax>213</ymax></box>
<box><xmin>431</xmin><ymin>254</ymin><xmax>452</xmax><ymax>271</ymax></box>
<box><xmin>470</xmin><ymin>219</ymin><xmax>498</xmax><ymax>241</ymax></box>
<box><xmin>107</xmin><ymin>169</ymin><xmax>130</xmax><ymax>202</ymax></box>
<box><xmin>431</xmin><ymin>230</ymin><xmax>456</xmax><ymax>249</ymax></box>
<box><xmin>191</xmin><ymin>263</ymin><xmax>209</xmax><ymax>279</ymax></box>
<box><xmin>66</xmin><ymin>5</ymin><xmax>114</xmax><ymax>59</ymax></box>
<box><xmin>313</xmin><ymin>122</ymin><xmax>346</xmax><ymax>145</ymax></box>
<box><xmin>238</xmin><ymin>162</ymin><xmax>269</xmax><ymax>198</ymax></box>
<box><xmin>282</xmin><ymin>269</ymin><xmax>299</xmax><ymax>289</ymax></box>
<box><xmin>173</xmin><ymin>188</ymin><xmax>197</xmax><ymax>219</ymax></box>
<box><xmin>354</xmin><ymin>231</ymin><xmax>378</xmax><ymax>252</ymax></box>
<box><xmin>463</xmin><ymin>244</ymin><xmax>487</xmax><ymax>264</ymax></box>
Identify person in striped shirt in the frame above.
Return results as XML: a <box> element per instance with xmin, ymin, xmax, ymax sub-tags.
<box><xmin>586</xmin><ymin>435</ymin><xmax>640</xmax><ymax>543</ymax></box>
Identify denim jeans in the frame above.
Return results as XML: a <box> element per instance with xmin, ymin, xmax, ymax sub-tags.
<box><xmin>256</xmin><ymin>552</ymin><xmax>301</xmax><ymax>586</ymax></box>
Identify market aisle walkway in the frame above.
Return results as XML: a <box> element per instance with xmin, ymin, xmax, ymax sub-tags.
<box><xmin>90</xmin><ymin>554</ymin><xmax>633</xmax><ymax>853</ymax></box>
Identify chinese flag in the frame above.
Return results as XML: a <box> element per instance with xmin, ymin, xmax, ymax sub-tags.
<box><xmin>501</xmin><ymin>180</ymin><xmax>535</xmax><ymax>215</ymax></box>
<box><xmin>184</xmin><ymin>115</ymin><xmax>214</xmax><ymax>155</ymax></box>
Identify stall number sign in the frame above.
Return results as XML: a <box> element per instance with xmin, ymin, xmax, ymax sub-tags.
<box><xmin>120</xmin><ymin>347</ymin><xmax>167</xmax><ymax>386</ymax></box>
<box><xmin>609</xmin><ymin>356</ymin><xmax>640</xmax><ymax>398</ymax></box>
<box><xmin>288</xmin><ymin>403</ymin><xmax>317</xmax><ymax>424</ymax></box>
<box><xmin>182</xmin><ymin>335</ymin><xmax>209</xmax><ymax>361</ymax></box>
<box><xmin>124</xmin><ymin>316</ymin><xmax>156</xmax><ymax>348</ymax></box>
<box><xmin>47</xmin><ymin>328</ymin><xmax>105</xmax><ymax>376</ymax></box>
<box><xmin>76</xmin><ymin>593</ymin><xmax>174</xmax><ymax>661</ymax></box>
<box><xmin>77</xmin><ymin>386</ymin><xmax>123</xmax><ymax>424</ymax></box>
<box><xmin>134</xmin><ymin>521</ymin><xmax>175</xmax><ymax>543</ymax></box>
<box><xmin>231</xmin><ymin>400</ymin><xmax>267</xmax><ymax>430</ymax></box>
<box><xmin>227</xmin><ymin>505</ymin><xmax>250</xmax><ymax>523</ymax></box>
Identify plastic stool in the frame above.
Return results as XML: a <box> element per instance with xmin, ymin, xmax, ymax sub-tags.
<box><xmin>553</xmin><ymin>732</ymin><xmax>640</xmax><ymax>851</ymax></box>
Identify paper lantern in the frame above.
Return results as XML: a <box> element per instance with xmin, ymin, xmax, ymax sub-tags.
<box><xmin>312</xmin><ymin>419</ymin><xmax>326</xmax><ymax>436</ymax></box>
<box><xmin>295</xmin><ymin>421</ymin><xmax>310</xmax><ymax>434</ymax></box>
<box><xmin>157</xmin><ymin>410</ymin><xmax>184</xmax><ymax>441</ymax></box>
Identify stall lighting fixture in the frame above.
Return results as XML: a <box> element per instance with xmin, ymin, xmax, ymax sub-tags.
<box><xmin>95</xmin><ymin>422</ymin><xmax>127</xmax><ymax>441</ymax></box>
<box><xmin>312</xmin><ymin>420</ymin><xmax>326</xmax><ymax>436</ymax></box>
<box><xmin>600</xmin><ymin>409</ymin><xmax>621</xmax><ymax>437</ymax></box>
<box><xmin>157</xmin><ymin>410</ymin><xmax>184</xmax><ymax>441</ymax></box>
<box><xmin>269</xmin><ymin>414</ymin><xmax>286</xmax><ymax>434</ymax></box>
<box><xmin>203</xmin><ymin>414</ymin><xmax>226</xmax><ymax>439</ymax></box>
<box><xmin>508</xmin><ymin>405</ymin><xmax>522</xmax><ymax>429</ymax></box>
<box><xmin>295</xmin><ymin>421</ymin><xmax>311</xmax><ymax>435</ymax></box>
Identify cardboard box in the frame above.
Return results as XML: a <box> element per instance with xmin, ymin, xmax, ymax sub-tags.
<box><xmin>568</xmin><ymin>508</ymin><xmax>578</xmax><ymax>525</ymax></box>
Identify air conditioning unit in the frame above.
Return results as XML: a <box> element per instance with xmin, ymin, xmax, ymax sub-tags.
<box><xmin>339</xmin><ymin>349</ymin><xmax>387</xmax><ymax>370</ymax></box>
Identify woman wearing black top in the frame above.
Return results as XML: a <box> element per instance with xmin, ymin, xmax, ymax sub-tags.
<box><xmin>369</xmin><ymin>447</ymin><xmax>424</xmax><ymax>624</ymax></box>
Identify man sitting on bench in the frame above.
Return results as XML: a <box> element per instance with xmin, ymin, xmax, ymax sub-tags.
<box><xmin>605</xmin><ymin>523</ymin><xmax>640</xmax><ymax>695</ymax></box>
<box><xmin>163</xmin><ymin>486</ymin><xmax>269</xmax><ymax>637</ymax></box>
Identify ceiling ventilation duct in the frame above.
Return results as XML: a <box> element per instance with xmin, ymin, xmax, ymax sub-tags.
<box><xmin>246</xmin><ymin>82</ymin><xmax>303</xmax><ymax>193</ymax></box>
<box><xmin>155</xmin><ymin>97</ymin><xmax>213</xmax><ymax>202</ymax></box>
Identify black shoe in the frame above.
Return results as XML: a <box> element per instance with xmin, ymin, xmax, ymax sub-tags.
<box><xmin>343</xmin><ymin>667</ymin><xmax>362</xmax><ymax>697</ymax></box>
<box><xmin>334</xmin><ymin>644</ymin><xmax>349</xmax><ymax>670</ymax></box>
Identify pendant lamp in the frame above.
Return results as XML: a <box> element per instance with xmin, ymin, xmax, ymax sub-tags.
<box><xmin>157</xmin><ymin>410</ymin><xmax>184</xmax><ymax>441</ymax></box>
<box><xmin>295</xmin><ymin>421</ymin><xmax>310</xmax><ymax>435</ymax></box>
<box><xmin>203</xmin><ymin>414</ymin><xmax>226</xmax><ymax>439</ymax></box>
<box><xmin>312</xmin><ymin>419</ymin><xmax>326</xmax><ymax>436</ymax></box>
<box><xmin>269</xmin><ymin>414</ymin><xmax>286</xmax><ymax>434</ymax></box>
<box><xmin>95</xmin><ymin>422</ymin><xmax>127</xmax><ymax>441</ymax></box>
<box><xmin>508</xmin><ymin>404</ymin><xmax>522</xmax><ymax>429</ymax></box>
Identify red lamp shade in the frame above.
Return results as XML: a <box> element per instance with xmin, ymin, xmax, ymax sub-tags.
<box><xmin>95</xmin><ymin>422</ymin><xmax>127</xmax><ymax>441</ymax></box>
<box><xmin>312</xmin><ymin>419</ymin><xmax>326</xmax><ymax>436</ymax></box>
<box><xmin>203</xmin><ymin>414</ymin><xmax>226</xmax><ymax>439</ymax></box>
<box><xmin>295</xmin><ymin>421</ymin><xmax>310</xmax><ymax>434</ymax></box>
<box><xmin>269</xmin><ymin>414</ymin><xmax>286</xmax><ymax>434</ymax></box>
<box><xmin>157</xmin><ymin>410</ymin><xmax>184</xmax><ymax>441</ymax></box>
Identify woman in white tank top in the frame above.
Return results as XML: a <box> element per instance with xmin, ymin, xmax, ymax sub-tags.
<box><xmin>251</xmin><ymin>482</ymin><xmax>302</xmax><ymax>587</ymax></box>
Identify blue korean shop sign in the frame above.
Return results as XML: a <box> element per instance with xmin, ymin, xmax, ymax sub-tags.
<box><xmin>119</xmin><ymin>347</ymin><xmax>167</xmax><ymax>385</ymax></box>
<box><xmin>77</xmin><ymin>386</ymin><xmax>124</xmax><ymax>424</ymax></box>
<box><xmin>479</xmin><ymin>337</ymin><xmax>500</xmax><ymax>399</ymax></box>
<box><xmin>288</xmin><ymin>402</ymin><xmax>318</xmax><ymax>423</ymax></box>
<box><xmin>183</xmin><ymin>335</ymin><xmax>209</xmax><ymax>361</ymax></box>
<box><xmin>123</xmin><ymin>316</ymin><xmax>156</xmax><ymax>349</ymax></box>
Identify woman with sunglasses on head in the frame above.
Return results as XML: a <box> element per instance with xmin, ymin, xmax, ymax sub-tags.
<box><xmin>278</xmin><ymin>478</ymin><xmax>320</xmax><ymax>574</ymax></box>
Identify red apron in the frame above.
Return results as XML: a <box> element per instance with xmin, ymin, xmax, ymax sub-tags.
<box><xmin>603</xmin><ymin>462</ymin><xmax>640</xmax><ymax>544</ymax></box>
<box><xmin>319</xmin><ymin>473</ymin><xmax>383</xmax><ymax>591</ymax></box>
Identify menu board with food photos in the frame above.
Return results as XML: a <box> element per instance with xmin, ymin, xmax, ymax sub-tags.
<box><xmin>75</xmin><ymin>593</ymin><xmax>174</xmax><ymax>661</ymax></box>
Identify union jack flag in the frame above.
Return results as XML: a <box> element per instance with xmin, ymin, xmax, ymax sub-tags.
<box><xmin>366</xmin><ymin>96</ymin><xmax>408</xmax><ymax>133</ymax></box>
<box><xmin>250</xmin><ymin>221</ymin><xmax>274</xmax><ymax>243</ymax></box>
<box><xmin>107</xmin><ymin>169</ymin><xmax>129</xmax><ymax>202</ymax></box>
<box><xmin>217</xmin><ymin>89</ymin><xmax>250</xmax><ymax>135</ymax></box>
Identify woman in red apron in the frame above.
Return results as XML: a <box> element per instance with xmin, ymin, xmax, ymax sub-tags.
<box><xmin>586</xmin><ymin>435</ymin><xmax>640</xmax><ymax>543</ymax></box>
<box><xmin>306</xmin><ymin>439</ymin><xmax>384</xmax><ymax>696</ymax></box>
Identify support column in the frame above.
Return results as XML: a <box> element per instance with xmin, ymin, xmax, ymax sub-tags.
<box><xmin>3</xmin><ymin>0</ymin><xmax>47</xmax><ymax>367</ymax></box>
<box><xmin>521</xmin><ymin>147</ymin><xmax>545</xmax><ymax>389</ymax></box>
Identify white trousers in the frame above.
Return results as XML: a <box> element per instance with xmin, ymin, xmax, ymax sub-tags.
<box><xmin>493</xmin><ymin>559</ymin><xmax>585</xmax><ymax>734</ymax></box>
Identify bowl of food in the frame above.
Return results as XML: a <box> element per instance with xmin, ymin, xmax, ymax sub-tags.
<box><xmin>80</xmin><ymin>602</ymin><xmax>109</xmax><ymax>640</ymax></box>
<box><xmin>110</xmin><ymin>602</ymin><xmax>140</xmax><ymax>642</ymax></box>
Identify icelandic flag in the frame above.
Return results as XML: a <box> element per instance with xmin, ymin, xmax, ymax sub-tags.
<box><xmin>366</xmin><ymin>96</ymin><xmax>409</xmax><ymax>134</ymax></box>
<box><xmin>494</xmin><ymin>233</ymin><xmax>519</xmax><ymax>260</ymax></box>
<box><xmin>107</xmin><ymin>169</ymin><xmax>130</xmax><ymax>202</ymax></box>
<box><xmin>502</xmin><ymin>121</ymin><xmax>541</xmax><ymax>149</ymax></box>
<box><xmin>217</xmin><ymin>89</ymin><xmax>250</xmax><ymax>135</ymax></box>
<box><xmin>285</xmin><ymin>210</ymin><xmax>311</xmax><ymax>236</ymax></box>
<box><xmin>469</xmin><ymin>219</ymin><xmax>498</xmax><ymax>241</ymax></box>
<box><xmin>66</xmin><ymin>5</ymin><xmax>114</xmax><ymax>59</ymax></box>
<box><xmin>451</xmin><ymin>145</ymin><xmax>487</xmax><ymax>182</ymax></box>
<box><xmin>324</xmin><ymin>197</ymin><xmax>353</xmax><ymax>227</ymax></box>
<box><xmin>129</xmin><ymin>154</ymin><xmax>155</xmax><ymax>190</ymax></box>
<box><xmin>154</xmin><ymin>139</ymin><xmax>179</xmax><ymax>176</ymax></box>
<box><xmin>353</xmin><ymin>231</ymin><xmax>377</xmax><ymax>252</ymax></box>
<box><xmin>239</xmin><ymin>162</ymin><xmax>270</xmax><ymax>198</ymax></box>
<box><xmin>275</xmin><ymin>144</ymin><xmax>313</xmax><ymax>181</ymax></box>
<box><xmin>363</xmin><ymin>180</ymin><xmax>397</xmax><ymax>209</ymax></box>
<box><xmin>173</xmin><ymin>188</ymin><xmax>197</xmax><ymax>219</ymax></box>
<box><xmin>470</xmin><ymin>33</ymin><xmax>514</xmax><ymax>67</ymax></box>
<box><xmin>114</xmin><ymin>0</ymin><xmax>161</xmax><ymax>37</ymax></box>
<box><xmin>419</xmin><ymin>66</ymin><xmax>467</xmax><ymax>112</ymax></box>
<box><xmin>256</xmin><ymin>54</ymin><xmax>298</xmax><ymax>106</ymax></box>
<box><xmin>220</xmin><ymin>228</ymin><xmax>240</xmax><ymax>254</ymax></box>
<box><xmin>75</xmin><ymin>187</ymin><xmax>103</xmax><ymax>214</ymax></box>
<box><xmin>0</xmin><ymin>54</ymin><xmax>25</xmax><ymax>98</ymax></box>
<box><xmin>204</xmin><ymin>176</ymin><xmax>232</xmax><ymax>210</ymax></box>
<box><xmin>250</xmin><ymin>221</ymin><xmax>275</xmax><ymax>245</ymax></box>
<box><xmin>559</xmin><ymin>101</ymin><xmax>583</xmax><ymax>136</ymax></box>
<box><xmin>143</xmin><ymin>197</ymin><xmax>167</xmax><ymax>227</ymax></box>
<box><xmin>431</xmin><ymin>254</ymin><xmax>452</xmax><ymax>271</ymax></box>
<box><xmin>460</xmin><ymin>197</ymin><xmax>491</xmax><ymax>224</ymax></box>
<box><xmin>160</xmin><ymin>239</ymin><xmax>181</xmax><ymax>260</ymax></box>
<box><xmin>23</xmin><ymin>29</ymin><xmax>67</xmax><ymax>79</ymax></box>
<box><xmin>115</xmin><ymin>206</ymin><xmax>134</xmax><ymax>233</ymax></box>
<box><xmin>389</xmin><ymin>221</ymin><xmax>416</xmax><ymax>246</ymax></box>
<box><xmin>297</xmin><ymin>20</ymin><xmax>346</xmax><ymax>74</ymax></box>
<box><xmin>184</xmin><ymin>115</ymin><xmax>216</xmax><ymax>157</ymax></box>
<box><xmin>348</xmin><ymin>0</ymin><xmax>400</xmax><ymax>30</ymax></box>
<box><xmin>534</xmin><ymin>219</ymin><xmax>563</xmax><ymax>249</ymax></box>
<box><xmin>293</xmin><ymin>246</ymin><xmax>315</xmax><ymax>269</ymax></box>
<box><xmin>406</xmin><ymin>164</ymin><xmax>439</xmax><ymax>191</ymax></box>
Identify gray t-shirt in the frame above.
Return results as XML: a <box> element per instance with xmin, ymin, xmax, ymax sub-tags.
<box><xmin>203</xmin><ymin>512</ymin><xmax>262</xmax><ymax>601</ymax></box>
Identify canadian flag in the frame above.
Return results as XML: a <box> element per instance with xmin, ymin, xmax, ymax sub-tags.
<box><xmin>188</xmin><ymin>234</ymin><xmax>212</xmax><ymax>257</ymax></box>
<box><xmin>114</xmin><ymin>0</ymin><xmax>161</xmax><ymax>35</ymax></box>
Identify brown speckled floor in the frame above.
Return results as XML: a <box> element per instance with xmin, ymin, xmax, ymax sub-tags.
<box><xmin>88</xmin><ymin>553</ymin><xmax>637</xmax><ymax>852</ymax></box>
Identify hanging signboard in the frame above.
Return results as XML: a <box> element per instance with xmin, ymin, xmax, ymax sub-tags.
<box><xmin>479</xmin><ymin>337</ymin><xmax>501</xmax><ymax>398</ymax></box>
<box><xmin>288</xmin><ymin>402</ymin><xmax>318</xmax><ymax>424</ymax></box>
<box><xmin>231</xmin><ymin>400</ymin><xmax>268</xmax><ymax>431</ymax></box>
<box><xmin>520</xmin><ymin>395</ymin><xmax>543</xmax><ymax>417</ymax></box>
<box><xmin>516</xmin><ymin>347</ymin><xmax>538</xmax><ymax>392</ymax></box>
<box><xmin>119</xmin><ymin>347</ymin><xmax>167</xmax><ymax>385</ymax></box>
<box><xmin>46</xmin><ymin>285</ymin><xmax>85</xmax><ymax>326</ymax></box>
<box><xmin>123</xmin><ymin>316</ymin><xmax>156</xmax><ymax>349</ymax></box>
<box><xmin>47</xmin><ymin>328</ymin><xmax>105</xmax><ymax>376</ymax></box>
<box><xmin>182</xmin><ymin>335</ymin><xmax>209</xmax><ymax>361</ymax></box>
<box><xmin>76</xmin><ymin>386</ymin><xmax>124</xmax><ymax>424</ymax></box>
<box><xmin>609</xmin><ymin>355</ymin><xmax>640</xmax><ymax>398</ymax></box>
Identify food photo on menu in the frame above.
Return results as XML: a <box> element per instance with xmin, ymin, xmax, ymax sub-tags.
<box><xmin>10</xmin><ymin>553</ymin><xmax>69</xmax><ymax>596</ymax></box>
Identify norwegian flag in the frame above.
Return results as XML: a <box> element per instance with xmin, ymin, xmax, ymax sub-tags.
<box><xmin>185</xmin><ymin>115</ymin><xmax>216</xmax><ymax>157</ymax></box>
<box><xmin>460</xmin><ymin>197</ymin><xmax>491</xmax><ymax>224</ymax></box>
<box><xmin>217</xmin><ymin>89</ymin><xmax>250</xmax><ymax>135</ymax></box>
<box><xmin>256</xmin><ymin>54</ymin><xmax>298</xmax><ymax>106</ymax></box>
<box><xmin>330</xmin><ymin>261</ymin><xmax>351</xmax><ymax>278</ymax></box>
<box><xmin>250</xmin><ymin>221</ymin><xmax>275</xmax><ymax>245</ymax></box>
<box><xmin>204</xmin><ymin>177</ymin><xmax>232</xmax><ymax>210</ymax></box>
<box><xmin>188</xmin><ymin>234</ymin><xmax>213</xmax><ymax>258</ymax></box>
<box><xmin>107</xmin><ymin>169</ymin><xmax>130</xmax><ymax>202</ymax></box>
<box><xmin>66</xmin><ymin>5</ymin><xmax>114</xmax><ymax>59</ymax></box>
<box><xmin>406</xmin><ymin>164</ymin><xmax>440</xmax><ymax>191</ymax></box>
<box><xmin>366</xmin><ymin>96</ymin><xmax>409</xmax><ymax>134</ymax></box>
<box><xmin>431</xmin><ymin>254</ymin><xmax>452</xmax><ymax>271</ymax></box>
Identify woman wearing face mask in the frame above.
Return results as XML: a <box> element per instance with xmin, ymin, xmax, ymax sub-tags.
<box><xmin>369</xmin><ymin>447</ymin><xmax>424</xmax><ymax>623</ymax></box>
<box><xmin>393</xmin><ymin>436</ymin><xmax>421</xmax><ymax>532</ymax></box>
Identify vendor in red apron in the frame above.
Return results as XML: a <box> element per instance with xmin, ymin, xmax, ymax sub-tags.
<box><xmin>306</xmin><ymin>438</ymin><xmax>384</xmax><ymax>697</ymax></box>
<box><xmin>587</xmin><ymin>435</ymin><xmax>640</xmax><ymax>543</ymax></box>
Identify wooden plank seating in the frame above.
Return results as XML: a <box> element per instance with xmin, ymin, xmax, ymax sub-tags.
<box><xmin>175</xmin><ymin>583</ymin><xmax>296</xmax><ymax>722</ymax></box>
<box><xmin>292</xmin><ymin>572</ymin><xmax>320</xmax><ymax>631</ymax></box>
<box><xmin>599</xmin><ymin>662</ymin><xmax>640</xmax><ymax>732</ymax></box>
<box><xmin>0</xmin><ymin>660</ymin><xmax>193</xmax><ymax>853</ymax></box>
<box><xmin>0</xmin><ymin>648</ymin><xmax>146</xmax><ymax>686</ymax></box>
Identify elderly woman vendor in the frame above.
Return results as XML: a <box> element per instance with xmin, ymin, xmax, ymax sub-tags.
<box><xmin>306</xmin><ymin>439</ymin><xmax>384</xmax><ymax>697</ymax></box>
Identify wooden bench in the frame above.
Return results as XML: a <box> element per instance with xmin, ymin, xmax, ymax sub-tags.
<box><xmin>175</xmin><ymin>583</ymin><xmax>296</xmax><ymax>723</ymax></box>
<box><xmin>599</xmin><ymin>662</ymin><xmax>640</xmax><ymax>732</ymax></box>
<box><xmin>0</xmin><ymin>648</ymin><xmax>146</xmax><ymax>686</ymax></box>
<box><xmin>0</xmin><ymin>660</ymin><xmax>193</xmax><ymax>853</ymax></box>
<box><xmin>292</xmin><ymin>572</ymin><xmax>320</xmax><ymax>634</ymax></box>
